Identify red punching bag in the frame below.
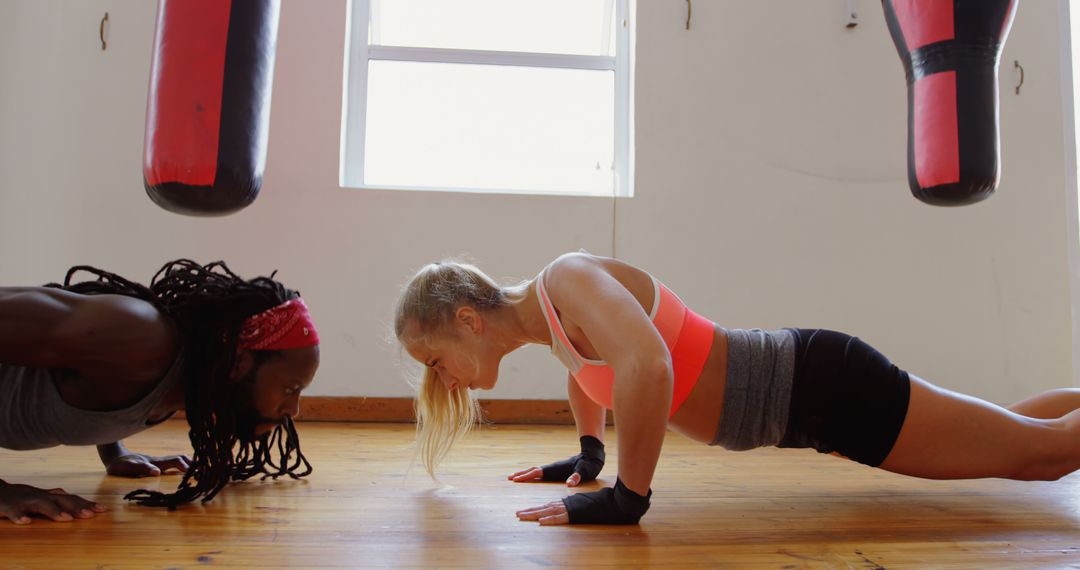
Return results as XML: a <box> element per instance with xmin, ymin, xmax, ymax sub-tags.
<box><xmin>883</xmin><ymin>0</ymin><xmax>1018</xmax><ymax>206</ymax></box>
<box><xmin>143</xmin><ymin>0</ymin><xmax>280</xmax><ymax>216</ymax></box>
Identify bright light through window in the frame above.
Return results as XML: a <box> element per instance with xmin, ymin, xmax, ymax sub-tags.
<box><xmin>342</xmin><ymin>0</ymin><xmax>633</xmax><ymax>196</ymax></box>
<box><xmin>365</xmin><ymin>62</ymin><xmax>614</xmax><ymax>193</ymax></box>
<box><xmin>371</xmin><ymin>0</ymin><xmax>616</xmax><ymax>56</ymax></box>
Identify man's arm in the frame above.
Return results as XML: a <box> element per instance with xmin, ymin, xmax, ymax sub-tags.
<box><xmin>0</xmin><ymin>287</ymin><xmax>177</xmax><ymax>381</ymax></box>
<box><xmin>0</xmin><ymin>288</ymin><xmax>184</xmax><ymax>519</ymax></box>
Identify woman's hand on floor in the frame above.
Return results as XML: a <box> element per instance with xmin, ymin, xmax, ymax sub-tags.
<box><xmin>508</xmin><ymin>436</ymin><xmax>604</xmax><ymax>487</ymax></box>
<box><xmin>517</xmin><ymin>480</ymin><xmax>651</xmax><ymax>525</ymax></box>
<box><xmin>507</xmin><ymin>466</ymin><xmax>585</xmax><ymax>487</ymax></box>
<box><xmin>515</xmin><ymin>499</ymin><xmax>570</xmax><ymax>525</ymax></box>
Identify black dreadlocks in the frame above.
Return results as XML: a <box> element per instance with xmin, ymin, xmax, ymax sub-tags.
<box><xmin>48</xmin><ymin>259</ymin><xmax>312</xmax><ymax>509</ymax></box>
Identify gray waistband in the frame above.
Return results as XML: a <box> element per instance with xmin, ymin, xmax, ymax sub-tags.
<box><xmin>711</xmin><ymin>328</ymin><xmax>796</xmax><ymax>451</ymax></box>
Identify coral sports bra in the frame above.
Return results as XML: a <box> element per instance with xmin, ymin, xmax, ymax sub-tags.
<box><xmin>536</xmin><ymin>267</ymin><xmax>715</xmax><ymax>417</ymax></box>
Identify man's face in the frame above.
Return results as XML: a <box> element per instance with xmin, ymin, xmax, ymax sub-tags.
<box><xmin>231</xmin><ymin>345</ymin><xmax>320</xmax><ymax>439</ymax></box>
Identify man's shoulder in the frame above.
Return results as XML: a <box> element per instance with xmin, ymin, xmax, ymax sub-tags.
<box><xmin>64</xmin><ymin>294</ymin><xmax>181</xmax><ymax>384</ymax></box>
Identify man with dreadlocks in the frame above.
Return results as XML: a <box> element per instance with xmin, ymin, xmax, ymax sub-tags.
<box><xmin>0</xmin><ymin>260</ymin><xmax>320</xmax><ymax>524</ymax></box>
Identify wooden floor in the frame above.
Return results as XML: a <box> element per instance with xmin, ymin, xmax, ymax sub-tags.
<box><xmin>3</xmin><ymin>422</ymin><xmax>1080</xmax><ymax>569</ymax></box>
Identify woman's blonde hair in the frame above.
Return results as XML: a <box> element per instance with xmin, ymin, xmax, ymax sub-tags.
<box><xmin>394</xmin><ymin>260</ymin><xmax>522</xmax><ymax>478</ymax></box>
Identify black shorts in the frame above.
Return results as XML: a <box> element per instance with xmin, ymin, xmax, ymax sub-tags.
<box><xmin>777</xmin><ymin>329</ymin><xmax>911</xmax><ymax>467</ymax></box>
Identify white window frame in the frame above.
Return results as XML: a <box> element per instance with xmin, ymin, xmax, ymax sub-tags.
<box><xmin>340</xmin><ymin>0</ymin><xmax>634</xmax><ymax>197</ymax></box>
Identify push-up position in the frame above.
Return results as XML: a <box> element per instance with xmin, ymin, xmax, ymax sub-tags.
<box><xmin>0</xmin><ymin>260</ymin><xmax>320</xmax><ymax>524</ymax></box>
<box><xmin>395</xmin><ymin>252</ymin><xmax>1080</xmax><ymax>525</ymax></box>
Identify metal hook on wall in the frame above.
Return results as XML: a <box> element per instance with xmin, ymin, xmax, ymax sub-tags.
<box><xmin>844</xmin><ymin>0</ymin><xmax>859</xmax><ymax>28</ymax></box>
<box><xmin>100</xmin><ymin>12</ymin><xmax>109</xmax><ymax>51</ymax></box>
<box><xmin>685</xmin><ymin>0</ymin><xmax>692</xmax><ymax>31</ymax></box>
<box><xmin>1014</xmin><ymin>60</ymin><xmax>1024</xmax><ymax>95</ymax></box>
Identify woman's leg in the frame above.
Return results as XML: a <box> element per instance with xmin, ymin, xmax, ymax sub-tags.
<box><xmin>879</xmin><ymin>375</ymin><xmax>1080</xmax><ymax>481</ymax></box>
<box><xmin>1006</xmin><ymin>388</ymin><xmax>1080</xmax><ymax>419</ymax></box>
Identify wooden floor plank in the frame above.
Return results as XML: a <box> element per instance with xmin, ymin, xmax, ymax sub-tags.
<box><xmin>2</xmin><ymin>421</ymin><xmax>1080</xmax><ymax>568</ymax></box>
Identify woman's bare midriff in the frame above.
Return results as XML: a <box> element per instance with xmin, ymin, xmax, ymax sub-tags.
<box><xmin>669</xmin><ymin>325</ymin><xmax>727</xmax><ymax>443</ymax></box>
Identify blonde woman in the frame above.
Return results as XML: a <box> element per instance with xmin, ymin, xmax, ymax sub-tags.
<box><xmin>395</xmin><ymin>252</ymin><xmax>1080</xmax><ymax>525</ymax></box>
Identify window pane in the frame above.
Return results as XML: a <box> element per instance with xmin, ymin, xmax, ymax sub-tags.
<box><xmin>364</xmin><ymin>60</ymin><xmax>615</xmax><ymax>195</ymax></box>
<box><xmin>370</xmin><ymin>0</ymin><xmax>615</xmax><ymax>56</ymax></box>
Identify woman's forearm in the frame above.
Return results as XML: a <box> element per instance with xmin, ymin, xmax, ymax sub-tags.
<box><xmin>567</xmin><ymin>374</ymin><xmax>607</xmax><ymax>441</ymax></box>
<box><xmin>612</xmin><ymin>361</ymin><xmax>673</xmax><ymax>496</ymax></box>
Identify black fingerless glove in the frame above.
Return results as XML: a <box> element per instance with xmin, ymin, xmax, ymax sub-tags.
<box><xmin>562</xmin><ymin>477</ymin><xmax>652</xmax><ymax>524</ymax></box>
<box><xmin>541</xmin><ymin>435</ymin><xmax>605</xmax><ymax>483</ymax></box>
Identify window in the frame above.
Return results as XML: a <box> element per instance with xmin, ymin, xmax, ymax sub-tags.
<box><xmin>341</xmin><ymin>0</ymin><xmax>633</xmax><ymax>196</ymax></box>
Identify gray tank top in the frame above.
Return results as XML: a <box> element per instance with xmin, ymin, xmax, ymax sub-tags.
<box><xmin>0</xmin><ymin>356</ymin><xmax>184</xmax><ymax>450</ymax></box>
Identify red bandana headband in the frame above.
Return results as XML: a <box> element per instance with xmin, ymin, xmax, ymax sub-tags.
<box><xmin>238</xmin><ymin>298</ymin><xmax>320</xmax><ymax>351</ymax></box>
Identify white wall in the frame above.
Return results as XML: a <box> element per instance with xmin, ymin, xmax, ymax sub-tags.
<box><xmin>0</xmin><ymin>0</ymin><xmax>1076</xmax><ymax>404</ymax></box>
<box><xmin>628</xmin><ymin>0</ymin><xmax>1078</xmax><ymax>405</ymax></box>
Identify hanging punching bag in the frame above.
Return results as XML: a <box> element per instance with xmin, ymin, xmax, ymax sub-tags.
<box><xmin>143</xmin><ymin>0</ymin><xmax>280</xmax><ymax>216</ymax></box>
<box><xmin>882</xmin><ymin>0</ymin><xmax>1018</xmax><ymax>206</ymax></box>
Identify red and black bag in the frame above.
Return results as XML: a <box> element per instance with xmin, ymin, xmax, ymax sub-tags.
<box><xmin>883</xmin><ymin>0</ymin><xmax>1018</xmax><ymax>206</ymax></box>
<box><xmin>143</xmin><ymin>0</ymin><xmax>280</xmax><ymax>216</ymax></box>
